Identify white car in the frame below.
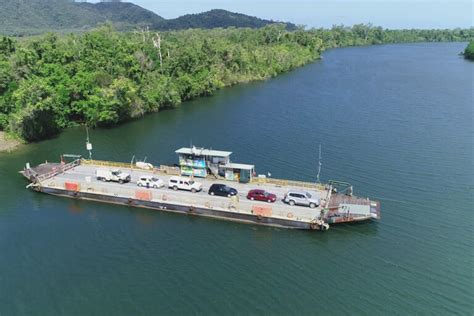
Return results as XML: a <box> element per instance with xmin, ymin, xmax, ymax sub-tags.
<box><xmin>137</xmin><ymin>175</ymin><xmax>164</xmax><ymax>189</ymax></box>
<box><xmin>168</xmin><ymin>176</ymin><xmax>202</xmax><ymax>193</ymax></box>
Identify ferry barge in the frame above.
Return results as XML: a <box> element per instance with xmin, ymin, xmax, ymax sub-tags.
<box><xmin>21</xmin><ymin>147</ymin><xmax>380</xmax><ymax>231</ymax></box>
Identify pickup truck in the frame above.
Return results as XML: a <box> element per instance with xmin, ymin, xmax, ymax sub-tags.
<box><xmin>96</xmin><ymin>169</ymin><xmax>131</xmax><ymax>184</ymax></box>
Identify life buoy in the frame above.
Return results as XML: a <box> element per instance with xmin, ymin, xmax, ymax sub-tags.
<box><xmin>287</xmin><ymin>212</ymin><xmax>294</xmax><ymax>219</ymax></box>
<box><xmin>162</xmin><ymin>194</ymin><xmax>167</xmax><ymax>201</ymax></box>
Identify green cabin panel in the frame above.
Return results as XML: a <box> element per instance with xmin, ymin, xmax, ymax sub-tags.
<box><xmin>239</xmin><ymin>169</ymin><xmax>250</xmax><ymax>183</ymax></box>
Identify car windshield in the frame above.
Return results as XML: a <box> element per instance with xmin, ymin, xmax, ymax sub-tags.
<box><xmin>306</xmin><ymin>193</ymin><xmax>312</xmax><ymax>198</ymax></box>
<box><xmin>263</xmin><ymin>192</ymin><xmax>269</xmax><ymax>197</ymax></box>
<box><xmin>112</xmin><ymin>170</ymin><xmax>121</xmax><ymax>175</ymax></box>
<box><xmin>188</xmin><ymin>180</ymin><xmax>195</xmax><ymax>185</ymax></box>
<box><xmin>152</xmin><ymin>178</ymin><xmax>159</xmax><ymax>182</ymax></box>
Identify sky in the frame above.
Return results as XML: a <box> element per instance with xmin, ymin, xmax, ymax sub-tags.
<box><xmin>96</xmin><ymin>0</ymin><xmax>473</xmax><ymax>29</ymax></box>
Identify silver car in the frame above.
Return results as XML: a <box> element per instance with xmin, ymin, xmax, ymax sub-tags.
<box><xmin>284</xmin><ymin>190</ymin><xmax>320</xmax><ymax>208</ymax></box>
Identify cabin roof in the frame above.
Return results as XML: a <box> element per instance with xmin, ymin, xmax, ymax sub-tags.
<box><xmin>222</xmin><ymin>163</ymin><xmax>255</xmax><ymax>170</ymax></box>
<box><xmin>175</xmin><ymin>147</ymin><xmax>232</xmax><ymax>157</ymax></box>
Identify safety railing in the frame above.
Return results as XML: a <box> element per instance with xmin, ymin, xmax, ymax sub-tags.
<box><xmin>81</xmin><ymin>159</ymin><xmax>326</xmax><ymax>191</ymax></box>
<box><xmin>81</xmin><ymin>159</ymin><xmax>182</xmax><ymax>175</ymax></box>
<box><xmin>36</xmin><ymin>159</ymin><xmax>81</xmax><ymax>182</ymax></box>
<box><xmin>41</xmin><ymin>177</ymin><xmax>321</xmax><ymax>222</ymax></box>
<box><xmin>251</xmin><ymin>177</ymin><xmax>326</xmax><ymax>190</ymax></box>
<box><xmin>81</xmin><ymin>159</ymin><xmax>134</xmax><ymax>169</ymax></box>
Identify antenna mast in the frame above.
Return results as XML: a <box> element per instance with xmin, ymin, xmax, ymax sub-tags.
<box><xmin>86</xmin><ymin>125</ymin><xmax>93</xmax><ymax>160</ymax></box>
<box><xmin>316</xmin><ymin>144</ymin><xmax>322</xmax><ymax>184</ymax></box>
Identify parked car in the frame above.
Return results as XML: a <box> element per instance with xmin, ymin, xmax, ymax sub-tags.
<box><xmin>247</xmin><ymin>189</ymin><xmax>277</xmax><ymax>203</ymax></box>
<box><xmin>208</xmin><ymin>184</ymin><xmax>238</xmax><ymax>197</ymax></box>
<box><xmin>96</xmin><ymin>169</ymin><xmax>131</xmax><ymax>184</ymax></box>
<box><xmin>284</xmin><ymin>190</ymin><xmax>320</xmax><ymax>208</ymax></box>
<box><xmin>137</xmin><ymin>175</ymin><xmax>164</xmax><ymax>189</ymax></box>
<box><xmin>168</xmin><ymin>176</ymin><xmax>202</xmax><ymax>193</ymax></box>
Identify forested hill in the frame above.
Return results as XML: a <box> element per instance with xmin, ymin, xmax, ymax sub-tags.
<box><xmin>0</xmin><ymin>0</ymin><xmax>292</xmax><ymax>36</ymax></box>
<box><xmin>155</xmin><ymin>10</ymin><xmax>295</xmax><ymax>31</ymax></box>
<box><xmin>0</xmin><ymin>0</ymin><xmax>164</xmax><ymax>35</ymax></box>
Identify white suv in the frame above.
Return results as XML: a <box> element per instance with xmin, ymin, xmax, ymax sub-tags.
<box><xmin>137</xmin><ymin>175</ymin><xmax>164</xmax><ymax>189</ymax></box>
<box><xmin>284</xmin><ymin>190</ymin><xmax>320</xmax><ymax>208</ymax></box>
<box><xmin>168</xmin><ymin>176</ymin><xmax>202</xmax><ymax>193</ymax></box>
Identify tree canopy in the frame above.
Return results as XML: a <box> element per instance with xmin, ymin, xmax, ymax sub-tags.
<box><xmin>0</xmin><ymin>0</ymin><xmax>291</xmax><ymax>36</ymax></box>
<box><xmin>0</xmin><ymin>25</ymin><xmax>472</xmax><ymax>141</ymax></box>
<box><xmin>464</xmin><ymin>41</ymin><xmax>474</xmax><ymax>60</ymax></box>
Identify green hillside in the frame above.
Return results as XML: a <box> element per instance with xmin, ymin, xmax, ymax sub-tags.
<box><xmin>0</xmin><ymin>0</ymin><xmax>292</xmax><ymax>36</ymax></box>
<box><xmin>156</xmin><ymin>9</ymin><xmax>295</xmax><ymax>31</ymax></box>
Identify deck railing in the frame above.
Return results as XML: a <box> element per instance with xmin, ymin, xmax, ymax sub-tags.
<box><xmin>81</xmin><ymin>159</ymin><xmax>134</xmax><ymax>169</ymax></box>
<box><xmin>81</xmin><ymin>159</ymin><xmax>325</xmax><ymax>190</ymax></box>
<box><xmin>251</xmin><ymin>177</ymin><xmax>326</xmax><ymax>190</ymax></box>
<box><xmin>36</xmin><ymin>159</ymin><xmax>81</xmax><ymax>182</ymax></box>
<box><xmin>81</xmin><ymin>159</ymin><xmax>181</xmax><ymax>175</ymax></box>
<box><xmin>42</xmin><ymin>178</ymin><xmax>321</xmax><ymax>222</ymax></box>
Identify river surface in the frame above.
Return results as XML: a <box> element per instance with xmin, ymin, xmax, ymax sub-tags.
<box><xmin>1</xmin><ymin>42</ymin><xmax>472</xmax><ymax>315</ymax></box>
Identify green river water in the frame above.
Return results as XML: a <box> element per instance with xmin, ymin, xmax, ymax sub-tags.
<box><xmin>0</xmin><ymin>42</ymin><xmax>472</xmax><ymax>315</ymax></box>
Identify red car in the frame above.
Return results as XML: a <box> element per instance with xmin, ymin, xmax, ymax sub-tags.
<box><xmin>247</xmin><ymin>189</ymin><xmax>277</xmax><ymax>203</ymax></box>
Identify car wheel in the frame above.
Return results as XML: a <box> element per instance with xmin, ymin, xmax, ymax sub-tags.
<box><xmin>191</xmin><ymin>188</ymin><xmax>196</xmax><ymax>193</ymax></box>
<box><xmin>289</xmin><ymin>200</ymin><xmax>295</xmax><ymax>206</ymax></box>
<box><xmin>268</xmin><ymin>199</ymin><xmax>272</xmax><ymax>203</ymax></box>
<box><xmin>173</xmin><ymin>186</ymin><xmax>178</xmax><ymax>191</ymax></box>
<box><xmin>137</xmin><ymin>183</ymin><xmax>142</xmax><ymax>187</ymax></box>
<box><xmin>210</xmin><ymin>191</ymin><xmax>215</xmax><ymax>196</ymax></box>
<box><xmin>250</xmin><ymin>197</ymin><xmax>254</xmax><ymax>200</ymax></box>
<box><xmin>119</xmin><ymin>179</ymin><xmax>124</xmax><ymax>184</ymax></box>
<box><xmin>309</xmin><ymin>203</ymin><xmax>316</xmax><ymax>208</ymax></box>
<box><xmin>227</xmin><ymin>194</ymin><xmax>231</xmax><ymax>197</ymax></box>
<box><xmin>154</xmin><ymin>185</ymin><xmax>158</xmax><ymax>189</ymax></box>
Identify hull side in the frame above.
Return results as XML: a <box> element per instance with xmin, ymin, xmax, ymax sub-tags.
<box><xmin>38</xmin><ymin>187</ymin><xmax>315</xmax><ymax>230</ymax></box>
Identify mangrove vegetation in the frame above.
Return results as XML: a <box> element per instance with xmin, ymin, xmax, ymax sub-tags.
<box><xmin>0</xmin><ymin>25</ymin><xmax>472</xmax><ymax>141</ymax></box>
<box><xmin>463</xmin><ymin>41</ymin><xmax>474</xmax><ymax>60</ymax></box>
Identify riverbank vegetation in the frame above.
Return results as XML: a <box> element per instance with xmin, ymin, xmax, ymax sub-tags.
<box><xmin>0</xmin><ymin>25</ymin><xmax>473</xmax><ymax>141</ymax></box>
<box><xmin>463</xmin><ymin>41</ymin><xmax>474</xmax><ymax>60</ymax></box>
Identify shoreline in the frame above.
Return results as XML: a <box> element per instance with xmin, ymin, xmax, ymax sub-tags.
<box><xmin>0</xmin><ymin>131</ymin><xmax>21</xmax><ymax>152</ymax></box>
<box><xmin>2</xmin><ymin>41</ymin><xmax>468</xmax><ymax>152</ymax></box>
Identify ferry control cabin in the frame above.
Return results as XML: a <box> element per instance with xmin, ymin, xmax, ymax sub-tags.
<box><xmin>175</xmin><ymin>147</ymin><xmax>255</xmax><ymax>183</ymax></box>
